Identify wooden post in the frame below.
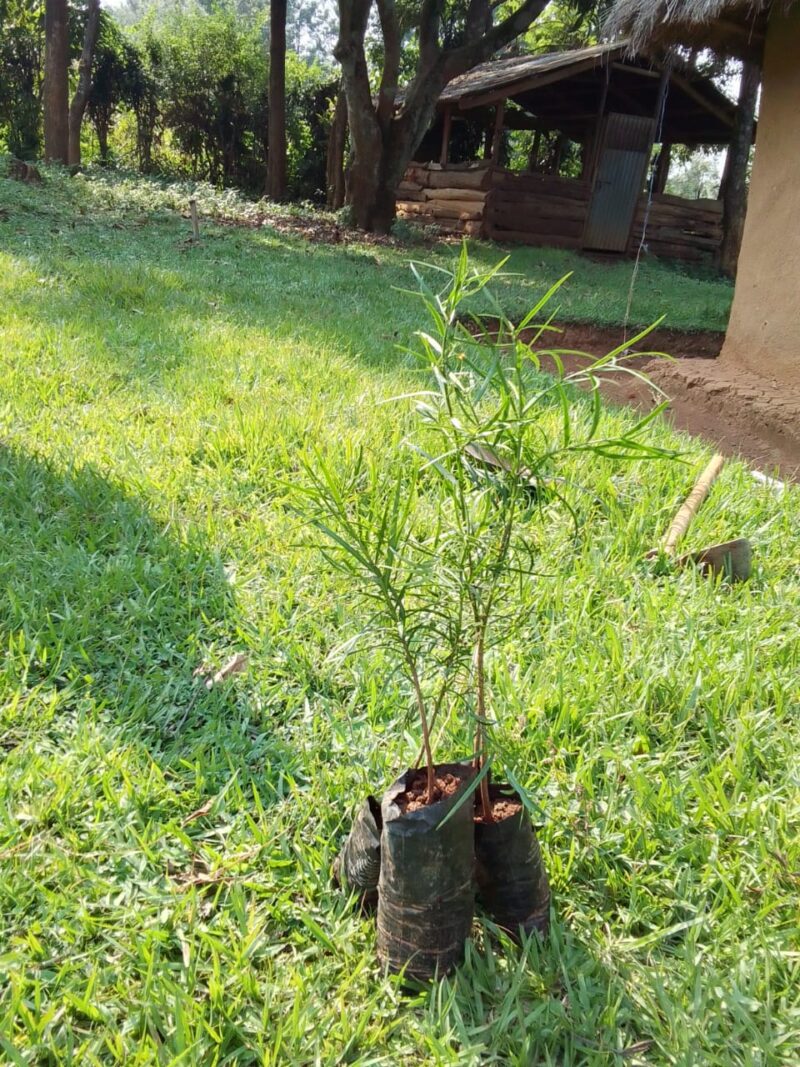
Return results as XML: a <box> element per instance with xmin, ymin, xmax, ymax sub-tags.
<box><xmin>490</xmin><ymin>100</ymin><xmax>505</xmax><ymax>165</ymax></box>
<box><xmin>551</xmin><ymin>133</ymin><xmax>568</xmax><ymax>175</ymax></box>
<box><xmin>527</xmin><ymin>128</ymin><xmax>542</xmax><ymax>172</ymax></box>
<box><xmin>654</xmin><ymin>143</ymin><xmax>672</xmax><ymax>193</ymax></box>
<box><xmin>439</xmin><ymin>106</ymin><xmax>452</xmax><ymax>167</ymax></box>
<box><xmin>653</xmin><ymin>65</ymin><xmax>671</xmax><ymax>128</ymax></box>
<box><xmin>588</xmin><ymin>65</ymin><xmax>611</xmax><ymax>184</ymax></box>
<box><xmin>583</xmin><ymin>130</ymin><xmax>594</xmax><ymax>180</ymax></box>
<box><xmin>189</xmin><ymin>199</ymin><xmax>200</xmax><ymax>241</ymax></box>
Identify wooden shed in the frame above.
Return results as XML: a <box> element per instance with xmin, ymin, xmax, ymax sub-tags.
<box><xmin>396</xmin><ymin>42</ymin><xmax>740</xmax><ymax>262</ymax></box>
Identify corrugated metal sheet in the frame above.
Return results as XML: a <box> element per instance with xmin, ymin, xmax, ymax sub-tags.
<box><xmin>583</xmin><ymin>113</ymin><xmax>655</xmax><ymax>252</ymax></box>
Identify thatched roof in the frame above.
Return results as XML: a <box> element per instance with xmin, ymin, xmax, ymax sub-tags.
<box><xmin>439</xmin><ymin>42</ymin><xmax>625</xmax><ymax>107</ymax></box>
<box><xmin>605</xmin><ymin>0</ymin><xmax>789</xmax><ymax>60</ymax></box>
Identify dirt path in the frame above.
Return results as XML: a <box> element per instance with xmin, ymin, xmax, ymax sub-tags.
<box><xmin>539</xmin><ymin>325</ymin><xmax>800</xmax><ymax>480</ymax></box>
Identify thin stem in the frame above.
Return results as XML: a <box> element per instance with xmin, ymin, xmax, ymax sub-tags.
<box><xmin>474</xmin><ymin>628</ymin><xmax>493</xmax><ymax>823</ymax></box>
<box><xmin>407</xmin><ymin>653</ymin><xmax>435</xmax><ymax>804</ymax></box>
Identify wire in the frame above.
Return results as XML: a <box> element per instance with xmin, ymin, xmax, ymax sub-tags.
<box><xmin>623</xmin><ymin>62</ymin><xmax>672</xmax><ymax>341</ymax></box>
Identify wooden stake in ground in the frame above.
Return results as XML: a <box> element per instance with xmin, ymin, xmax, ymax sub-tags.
<box><xmin>189</xmin><ymin>199</ymin><xmax>200</xmax><ymax>242</ymax></box>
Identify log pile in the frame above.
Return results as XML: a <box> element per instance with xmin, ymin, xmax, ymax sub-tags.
<box><xmin>396</xmin><ymin>162</ymin><xmax>491</xmax><ymax>236</ymax></box>
<box><xmin>397</xmin><ymin>164</ymin><xmax>723</xmax><ymax>262</ymax></box>
<box><xmin>630</xmin><ymin>192</ymin><xmax>723</xmax><ymax>262</ymax></box>
<box><xmin>485</xmin><ymin>170</ymin><xmax>591</xmax><ymax>248</ymax></box>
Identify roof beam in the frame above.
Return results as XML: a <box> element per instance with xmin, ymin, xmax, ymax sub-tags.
<box><xmin>670</xmin><ymin>70</ymin><xmax>735</xmax><ymax>128</ymax></box>
<box><xmin>611</xmin><ymin>62</ymin><xmax>661</xmax><ymax>79</ymax></box>
<box><xmin>456</xmin><ymin>54</ymin><xmax>619</xmax><ymax>110</ymax></box>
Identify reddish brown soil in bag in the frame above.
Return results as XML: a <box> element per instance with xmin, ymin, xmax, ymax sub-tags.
<box><xmin>396</xmin><ymin>771</ymin><xmax>464</xmax><ymax>813</ymax></box>
<box><xmin>474</xmin><ymin>797</ymin><xmax>523</xmax><ymax>824</ymax></box>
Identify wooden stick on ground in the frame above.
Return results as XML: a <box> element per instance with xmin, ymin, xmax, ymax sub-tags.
<box><xmin>661</xmin><ymin>453</ymin><xmax>725</xmax><ymax>556</ymax></box>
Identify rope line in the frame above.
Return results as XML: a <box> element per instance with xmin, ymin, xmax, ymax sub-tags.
<box><xmin>623</xmin><ymin>64</ymin><xmax>672</xmax><ymax>342</ymax></box>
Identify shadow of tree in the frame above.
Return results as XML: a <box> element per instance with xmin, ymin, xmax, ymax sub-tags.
<box><xmin>0</xmin><ymin>445</ymin><xmax>289</xmax><ymax>788</ymax></box>
<box><xmin>0</xmin><ymin>217</ymin><xmax>424</xmax><ymax>387</ymax></box>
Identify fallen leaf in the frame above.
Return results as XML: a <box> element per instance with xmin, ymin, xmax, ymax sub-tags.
<box><xmin>206</xmin><ymin>652</ymin><xmax>248</xmax><ymax>689</ymax></box>
<box><xmin>182</xmin><ymin>800</ymin><xmax>213</xmax><ymax>825</ymax></box>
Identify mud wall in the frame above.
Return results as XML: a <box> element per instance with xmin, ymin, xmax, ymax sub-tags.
<box><xmin>719</xmin><ymin>6</ymin><xmax>800</xmax><ymax>387</ymax></box>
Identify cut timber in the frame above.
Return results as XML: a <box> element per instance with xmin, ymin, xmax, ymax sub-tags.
<box><xmin>642</xmin><ymin>200</ymin><xmax>723</xmax><ymax>224</ymax></box>
<box><xmin>397</xmin><ymin>180</ymin><xmax>423</xmax><ymax>195</ymax></box>
<box><xmin>421</xmin><ymin>187</ymin><xmax>486</xmax><ymax>203</ymax></box>
<box><xmin>490</xmin><ymin>193</ymin><xmax>587</xmax><ymax>221</ymax></box>
<box><xmin>650</xmin><ymin>226</ymin><xmax>721</xmax><ymax>246</ymax></box>
<box><xmin>489</xmin><ymin>209</ymin><xmax>584</xmax><ymax>238</ymax></box>
<box><xmin>493</xmin><ymin>169</ymin><xmax>589</xmax><ymax>188</ymax></box>
<box><xmin>650</xmin><ymin>192</ymin><xmax>722</xmax><ymax>213</ymax></box>
<box><xmin>492</xmin><ymin>175</ymin><xmax>591</xmax><ymax>201</ymax></box>
<box><xmin>396</xmin><ymin>209</ymin><xmax>483</xmax><ymax>237</ymax></box>
<box><xmin>406</xmin><ymin>167</ymin><xmax>492</xmax><ymax>191</ymax></box>
<box><xmin>400</xmin><ymin>199</ymin><xmax>483</xmax><ymax>220</ymax></box>
<box><xmin>638</xmin><ymin>241</ymin><xmax>705</xmax><ymax>261</ymax></box>
<box><xmin>487</xmin><ymin>225</ymin><xmax>582</xmax><ymax>249</ymax></box>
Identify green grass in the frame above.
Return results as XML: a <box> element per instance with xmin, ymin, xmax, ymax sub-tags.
<box><xmin>0</xmin><ymin>165</ymin><xmax>797</xmax><ymax>1065</ymax></box>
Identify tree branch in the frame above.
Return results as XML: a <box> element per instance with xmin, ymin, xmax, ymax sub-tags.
<box><xmin>443</xmin><ymin>0</ymin><xmax>550</xmax><ymax>81</ymax></box>
<box><xmin>419</xmin><ymin>0</ymin><xmax>446</xmax><ymax>66</ymax></box>
<box><xmin>67</xmin><ymin>0</ymin><xmax>101</xmax><ymax>167</ymax></box>
<box><xmin>375</xmin><ymin>0</ymin><xmax>401</xmax><ymax>130</ymax></box>
<box><xmin>335</xmin><ymin>0</ymin><xmax>380</xmax><ymax>148</ymax></box>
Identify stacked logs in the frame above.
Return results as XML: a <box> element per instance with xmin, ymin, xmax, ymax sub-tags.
<box><xmin>629</xmin><ymin>192</ymin><xmax>723</xmax><ymax>262</ymax></box>
<box><xmin>396</xmin><ymin>163</ymin><xmax>723</xmax><ymax>262</ymax></box>
<box><xmin>396</xmin><ymin>162</ymin><xmax>491</xmax><ymax>237</ymax></box>
<box><xmin>486</xmin><ymin>171</ymin><xmax>591</xmax><ymax>248</ymax></box>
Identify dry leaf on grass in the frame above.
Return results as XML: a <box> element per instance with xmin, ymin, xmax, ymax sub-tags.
<box><xmin>182</xmin><ymin>800</ymin><xmax>213</xmax><ymax>825</ymax></box>
<box><xmin>193</xmin><ymin>652</ymin><xmax>249</xmax><ymax>689</ymax></box>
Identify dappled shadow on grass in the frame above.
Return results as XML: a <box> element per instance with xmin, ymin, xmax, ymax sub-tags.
<box><xmin>0</xmin><ymin>444</ymin><xmax>294</xmax><ymax>791</ymax></box>
<box><xmin>0</xmin><ymin>212</ymin><xmax>424</xmax><ymax>384</ymax></box>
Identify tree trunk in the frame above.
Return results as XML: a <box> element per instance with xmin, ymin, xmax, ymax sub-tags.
<box><xmin>719</xmin><ymin>61</ymin><xmax>760</xmax><ymax>279</ymax></box>
<box><xmin>326</xmin><ymin>85</ymin><xmax>348</xmax><ymax>210</ymax></box>
<box><xmin>43</xmin><ymin>0</ymin><xmax>70</xmax><ymax>163</ymax></box>
<box><xmin>68</xmin><ymin>0</ymin><xmax>102</xmax><ymax>169</ymax></box>
<box><xmin>267</xmin><ymin>0</ymin><xmax>287</xmax><ymax>201</ymax></box>
<box><xmin>97</xmin><ymin>119</ymin><xmax>109</xmax><ymax>163</ymax></box>
<box><xmin>335</xmin><ymin>0</ymin><xmax>548</xmax><ymax>232</ymax></box>
<box><xmin>654</xmin><ymin>143</ymin><xmax>672</xmax><ymax>194</ymax></box>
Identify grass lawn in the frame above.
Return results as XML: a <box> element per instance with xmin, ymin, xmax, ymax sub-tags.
<box><xmin>0</xmin><ymin>166</ymin><xmax>797</xmax><ymax>1065</ymax></box>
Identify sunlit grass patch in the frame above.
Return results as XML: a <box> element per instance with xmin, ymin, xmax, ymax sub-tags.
<box><xmin>0</xmin><ymin>166</ymin><xmax>796</xmax><ymax>1065</ymax></box>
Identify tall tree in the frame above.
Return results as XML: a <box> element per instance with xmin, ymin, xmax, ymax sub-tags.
<box><xmin>43</xmin><ymin>0</ymin><xmax>70</xmax><ymax>162</ymax></box>
<box><xmin>68</xmin><ymin>0</ymin><xmax>102</xmax><ymax>167</ymax></box>
<box><xmin>335</xmin><ymin>0</ymin><xmax>553</xmax><ymax>232</ymax></box>
<box><xmin>719</xmin><ymin>60</ymin><xmax>759</xmax><ymax>279</ymax></box>
<box><xmin>267</xmin><ymin>0</ymin><xmax>287</xmax><ymax>200</ymax></box>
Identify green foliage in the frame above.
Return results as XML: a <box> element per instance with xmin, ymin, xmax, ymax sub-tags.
<box><xmin>0</xmin><ymin>0</ymin><xmax>43</xmax><ymax>158</ymax></box>
<box><xmin>87</xmin><ymin>11</ymin><xmax>151</xmax><ymax>164</ymax></box>
<box><xmin>294</xmin><ymin>247</ymin><xmax>678</xmax><ymax>796</ymax></box>
<box><xmin>667</xmin><ymin>148</ymin><xmax>725</xmax><ymax>201</ymax></box>
<box><xmin>390</xmin><ymin>217</ymin><xmax>426</xmax><ymax>244</ymax></box>
<box><xmin>153</xmin><ymin>8</ymin><xmax>268</xmax><ymax>186</ymax></box>
<box><xmin>0</xmin><ymin>0</ymin><xmax>337</xmax><ymax>198</ymax></box>
<box><xmin>111</xmin><ymin>8</ymin><xmax>337</xmax><ymax>196</ymax></box>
